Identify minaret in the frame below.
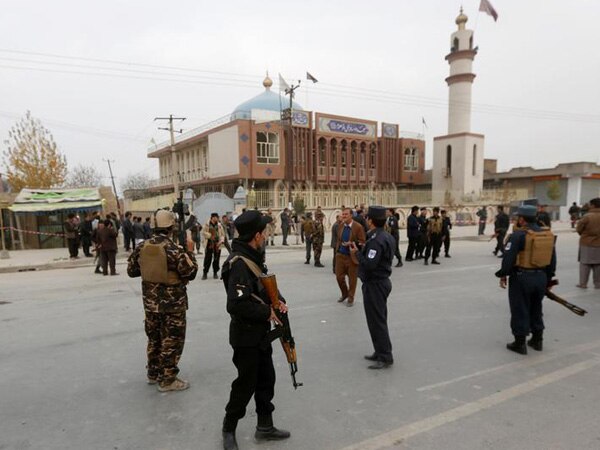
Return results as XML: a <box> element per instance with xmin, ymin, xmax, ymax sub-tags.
<box><xmin>432</xmin><ymin>8</ymin><xmax>485</xmax><ymax>203</ymax></box>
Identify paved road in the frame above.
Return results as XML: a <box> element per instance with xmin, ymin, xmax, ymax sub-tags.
<box><xmin>1</xmin><ymin>231</ymin><xmax>599</xmax><ymax>450</ymax></box>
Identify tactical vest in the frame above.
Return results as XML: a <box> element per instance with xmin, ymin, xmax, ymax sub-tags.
<box><xmin>139</xmin><ymin>241</ymin><xmax>181</xmax><ymax>285</ymax></box>
<box><xmin>429</xmin><ymin>217</ymin><xmax>443</xmax><ymax>234</ymax></box>
<box><xmin>516</xmin><ymin>229</ymin><xmax>554</xmax><ymax>269</ymax></box>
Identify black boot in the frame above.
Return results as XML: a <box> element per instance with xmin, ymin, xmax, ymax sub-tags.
<box><xmin>528</xmin><ymin>331</ymin><xmax>543</xmax><ymax>351</ymax></box>
<box><xmin>201</xmin><ymin>272</ymin><xmax>207</xmax><ymax>280</ymax></box>
<box><xmin>304</xmin><ymin>259</ymin><xmax>310</xmax><ymax>265</ymax></box>
<box><xmin>395</xmin><ymin>260</ymin><xmax>403</xmax><ymax>267</ymax></box>
<box><xmin>507</xmin><ymin>336</ymin><xmax>527</xmax><ymax>355</ymax></box>
<box><xmin>424</xmin><ymin>259</ymin><xmax>429</xmax><ymax>266</ymax></box>
<box><xmin>222</xmin><ymin>431</ymin><xmax>238</xmax><ymax>450</ymax></box>
<box><xmin>255</xmin><ymin>415</ymin><xmax>290</xmax><ymax>441</ymax></box>
<box><xmin>314</xmin><ymin>260</ymin><xmax>324</xmax><ymax>267</ymax></box>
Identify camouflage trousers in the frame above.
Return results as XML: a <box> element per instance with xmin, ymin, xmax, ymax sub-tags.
<box><xmin>144</xmin><ymin>310</ymin><xmax>186</xmax><ymax>384</ymax></box>
<box><xmin>312</xmin><ymin>240</ymin><xmax>323</xmax><ymax>262</ymax></box>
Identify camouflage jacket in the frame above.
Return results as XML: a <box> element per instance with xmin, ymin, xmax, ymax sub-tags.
<box><xmin>312</xmin><ymin>221</ymin><xmax>325</xmax><ymax>244</ymax></box>
<box><xmin>127</xmin><ymin>234</ymin><xmax>198</xmax><ymax>313</ymax></box>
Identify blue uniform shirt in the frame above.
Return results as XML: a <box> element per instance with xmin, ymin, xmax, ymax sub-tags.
<box><xmin>356</xmin><ymin>227</ymin><xmax>395</xmax><ymax>282</ymax></box>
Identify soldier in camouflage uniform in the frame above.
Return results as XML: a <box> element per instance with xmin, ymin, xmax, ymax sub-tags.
<box><xmin>127</xmin><ymin>209</ymin><xmax>198</xmax><ymax>392</ymax></box>
<box><xmin>312</xmin><ymin>212</ymin><xmax>325</xmax><ymax>268</ymax></box>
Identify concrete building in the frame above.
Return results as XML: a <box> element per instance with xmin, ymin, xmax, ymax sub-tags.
<box><xmin>432</xmin><ymin>8</ymin><xmax>485</xmax><ymax>203</ymax></box>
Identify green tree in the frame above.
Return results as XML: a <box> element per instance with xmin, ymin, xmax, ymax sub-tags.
<box><xmin>293</xmin><ymin>196</ymin><xmax>306</xmax><ymax>215</ymax></box>
<box><xmin>546</xmin><ymin>180</ymin><xmax>561</xmax><ymax>202</ymax></box>
<box><xmin>2</xmin><ymin>111</ymin><xmax>67</xmax><ymax>191</ymax></box>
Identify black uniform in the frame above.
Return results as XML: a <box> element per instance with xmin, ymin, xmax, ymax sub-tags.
<box><xmin>493</xmin><ymin>211</ymin><xmax>510</xmax><ymax>256</ymax></box>
<box><xmin>221</xmin><ymin>239</ymin><xmax>279</xmax><ymax>432</ymax></box>
<box><xmin>405</xmin><ymin>213</ymin><xmax>420</xmax><ymax>261</ymax></box>
<box><xmin>495</xmin><ymin>223</ymin><xmax>556</xmax><ymax>340</ymax></box>
<box><xmin>537</xmin><ymin>211</ymin><xmax>551</xmax><ymax>228</ymax></box>
<box><xmin>441</xmin><ymin>216</ymin><xmax>452</xmax><ymax>257</ymax></box>
<box><xmin>386</xmin><ymin>214</ymin><xmax>403</xmax><ymax>266</ymax></box>
<box><xmin>416</xmin><ymin>214</ymin><xmax>428</xmax><ymax>258</ymax></box>
<box><xmin>356</xmin><ymin>226</ymin><xmax>395</xmax><ymax>364</ymax></box>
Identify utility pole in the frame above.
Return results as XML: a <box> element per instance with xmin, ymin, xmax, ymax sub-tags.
<box><xmin>155</xmin><ymin>115</ymin><xmax>186</xmax><ymax>198</ymax></box>
<box><xmin>281</xmin><ymin>81</ymin><xmax>301</xmax><ymax>207</ymax></box>
<box><xmin>103</xmin><ymin>159</ymin><xmax>122</xmax><ymax>217</ymax></box>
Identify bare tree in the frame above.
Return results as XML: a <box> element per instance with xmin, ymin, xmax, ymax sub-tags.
<box><xmin>120</xmin><ymin>173</ymin><xmax>153</xmax><ymax>191</ymax></box>
<box><xmin>64</xmin><ymin>164</ymin><xmax>104</xmax><ymax>188</ymax></box>
<box><xmin>2</xmin><ymin>111</ymin><xmax>67</xmax><ymax>191</ymax></box>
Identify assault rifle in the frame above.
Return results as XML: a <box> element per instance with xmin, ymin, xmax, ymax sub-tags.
<box><xmin>260</xmin><ymin>274</ymin><xmax>303</xmax><ymax>389</ymax></box>
<box><xmin>547</xmin><ymin>279</ymin><xmax>587</xmax><ymax>316</ymax></box>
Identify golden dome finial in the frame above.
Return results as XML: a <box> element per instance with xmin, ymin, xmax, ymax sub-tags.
<box><xmin>263</xmin><ymin>71</ymin><xmax>273</xmax><ymax>90</ymax></box>
<box><xmin>456</xmin><ymin>6</ymin><xmax>468</xmax><ymax>29</ymax></box>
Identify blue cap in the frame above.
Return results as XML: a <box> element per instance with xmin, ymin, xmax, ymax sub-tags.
<box><xmin>517</xmin><ymin>205</ymin><xmax>537</xmax><ymax>219</ymax></box>
<box><xmin>367</xmin><ymin>206</ymin><xmax>386</xmax><ymax>221</ymax></box>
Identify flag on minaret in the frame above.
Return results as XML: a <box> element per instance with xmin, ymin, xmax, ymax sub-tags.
<box><xmin>306</xmin><ymin>72</ymin><xmax>319</xmax><ymax>83</ymax></box>
<box><xmin>278</xmin><ymin>73</ymin><xmax>290</xmax><ymax>92</ymax></box>
<box><xmin>479</xmin><ymin>0</ymin><xmax>498</xmax><ymax>21</ymax></box>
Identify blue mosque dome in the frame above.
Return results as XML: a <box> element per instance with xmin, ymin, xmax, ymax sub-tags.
<box><xmin>231</xmin><ymin>75</ymin><xmax>303</xmax><ymax>120</ymax></box>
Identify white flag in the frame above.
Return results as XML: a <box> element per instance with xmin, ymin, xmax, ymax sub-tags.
<box><xmin>479</xmin><ymin>0</ymin><xmax>498</xmax><ymax>22</ymax></box>
<box><xmin>278</xmin><ymin>73</ymin><xmax>290</xmax><ymax>92</ymax></box>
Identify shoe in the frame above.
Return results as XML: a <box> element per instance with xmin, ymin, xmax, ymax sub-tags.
<box><xmin>405</xmin><ymin>257</ymin><xmax>414</xmax><ymax>261</ymax></box>
<box><xmin>147</xmin><ymin>377</ymin><xmax>158</xmax><ymax>385</ymax></box>
<box><xmin>492</xmin><ymin>250</ymin><xmax>498</xmax><ymax>256</ymax></box>
<box><xmin>222</xmin><ymin>431</ymin><xmax>239</xmax><ymax>450</ymax></box>
<box><xmin>424</xmin><ymin>260</ymin><xmax>429</xmax><ymax>265</ymax></box>
<box><xmin>85</xmin><ymin>254</ymin><xmax>93</xmax><ymax>258</ymax></box>
<box><xmin>202</xmin><ymin>273</ymin><xmax>208</xmax><ymax>280</ymax></box>
<box><xmin>157</xmin><ymin>377</ymin><xmax>189</xmax><ymax>392</ymax></box>
<box><xmin>368</xmin><ymin>360</ymin><xmax>392</xmax><ymax>370</ymax></box>
<box><xmin>395</xmin><ymin>261</ymin><xmax>403</xmax><ymax>267</ymax></box>
<box><xmin>506</xmin><ymin>337</ymin><xmax>527</xmax><ymax>355</ymax></box>
<box><xmin>255</xmin><ymin>426</ymin><xmax>291</xmax><ymax>441</ymax></box>
<box><xmin>314</xmin><ymin>262</ymin><xmax>324</xmax><ymax>268</ymax></box>
<box><xmin>431</xmin><ymin>260</ymin><xmax>440</xmax><ymax>265</ymax></box>
<box><xmin>94</xmin><ymin>269</ymin><xmax>103</xmax><ymax>274</ymax></box>
<box><xmin>528</xmin><ymin>332</ymin><xmax>543</xmax><ymax>351</ymax></box>
<box><xmin>576</xmin><ymin>284</ymin><xmax>588</xmax><ymax>289</ymax></box>
<box><xmin>213</xmin><ymin>273</ymin><xmax>219</xmax><ymax>279</ymax></box>
<box><xmin>347</xmin><ymin>300</ymin><xmax>355</xmax><ymax>307</ymax></box>
<box><xmin>304</xmin><ymin>260</ymin><xmax>310</xmax><ymax>264</ymax></box>
<box><xmin>364</xmin><ymin>353</ymin><xmax>378</xmax><ymax>361</ymax></box>
<box><xmin>110</xmin><ymin>272</ymin><xmax>119</xmax><ymax>276</ymax></box>
<box><xmin>282</xmin><ymin>243</ymin><xmax>289</xmax><ymax>246</ymax></box>
<box><xmin>444</xmin><ymin>254</ymin><xmax>451</xmax><ymax>258</ymax></box>
<box><xmin>337</xmin><ymin>296</ymin><xmax>347</xmax><ymax>303</ymax></box>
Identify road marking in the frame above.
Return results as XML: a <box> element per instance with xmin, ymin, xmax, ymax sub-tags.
<box><xmin>339</xmin><ymin>357</ymin><xmax>600</xmax><ymax>450</ymax></box>
<box><xmin>417</xmin><ymin>339</ymin><xmax>600</xmax><ymax>392</ymax></box>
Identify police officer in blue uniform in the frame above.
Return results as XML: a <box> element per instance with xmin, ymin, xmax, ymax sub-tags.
<box><xmin>495</xmin><ymin>205</ymin><xmax>556</xmax><ymax>355</ymax></box>
<box><xmin>350</xmin><ymin>206</ymin><xmax>395</xmax><ymax>369</ymax></box>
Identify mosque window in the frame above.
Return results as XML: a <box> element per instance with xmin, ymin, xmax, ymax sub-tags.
<box><xmin>451</xmin><ymin>37</ymin><xmax>459</xmax><ymax>52</ymax></box>
<box><xmin>472</xmin><ymin>144</ymin><xmax>477</xmax><ymax>175</ymax></box>
<box><xmin>257</xmin><ymin>132</ymin><xmax>279</xmax><ymax>164</ymax></box>
<box><xmin>446</xmin><ymin>145</ymin><xmax>452</xmax><ymax>177</ymax></box>
<box><xmin>318</xmin><ymin>138</ymin><xmax>327</xmax><ymax>167</ymax></box>
<box><xmin>469</xmin><ymin>36</ymin><xmax>473</xmax><ymax>49</ymax></box>
<box><xmin>404</xmin><ymin>148</ymin><xmax>418</xmax><ymax>172</ymax></box>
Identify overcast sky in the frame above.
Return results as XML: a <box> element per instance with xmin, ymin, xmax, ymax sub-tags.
<box><xmin>1</xmin><ymin>0</ymin><xmax>598</xmax><ymax>192</ymax></box>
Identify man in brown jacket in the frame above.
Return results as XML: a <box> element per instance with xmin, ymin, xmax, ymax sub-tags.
<box><xmin>576</xmin><ymin>197</ymin><xmax>600</xmax><ymax>289</ymax></box>
<box><xmin>96</xmin><ymin>219</ymin><xmax>119</xmax><ymax>275</ymax></box>
<box><xmin>335</xmin><ymin>208</ymin><xmax>366</xmax><ymax>307</ymax></box>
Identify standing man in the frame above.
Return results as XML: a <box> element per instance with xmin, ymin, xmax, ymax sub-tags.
<box><xmin>424</xmin><ymin>207</ymin><xmax>443</xmax><ymax>266</ymax></box>
<box><xmin>493</xmin><ymin>205</ymin><xmax>510</xmax><ymax>257</ymax></box>
<box><xmin>386</xmin><ymin>208</ymin><xmax>403</xmax><ymax>267</ymax></box>
<box><xmin>312</xmin><ymin>211</ymin><xmax>325</xmax><ymax>268</ymax></box>
<box><xmin>64</xmin><ymin>213</ymin><xmax>80</xmax><ymax>260</ymax></box>
<box><xmin>476</xmin><ymin>206</ymin><xmax>488</xmax><ymax>235</ymax></box>
<box><xmin>495</xmin><ymin>205</ymin><xmax>556</xmax><ymax>355</ymax></box>
<box><xmin>96</xmin><ymin>219</ymin><xmax>119</xmax><ymax>276</ymax></box>
<box><xmin>80</xmin><ymin>213</ymin><xmax>94</xmax><ymax>257</ymax></box>
<box><xmin>280</xmin><ymin>208</ymin><xmax>290</xmax><ymax>246</ymax></box>
<box><xmin>127</xmin><ymin>210</ymin><xmax>198</xmax><ymax>391</ymax></box>
<box><xmin>202</xmin><ymin>213</ymin><xmax>225</xmax><ymax>280</ymax></box>
<box><xmin>330</xmin><ymin>214</ymin><xmax>342</xmax><ymax>273</ymax></box>
<box><xmin>265</xmin><ymin>209</ymin><xmax>275</xmax><ymax>246</ymax></box>
<box><xmin>349</xmin><ymin>206</ymin><xmax>395</xmax><ymax>370</ymax></box>
<box><xmin>568</xmin><ymin>202</ymin><xmax>581</xmax><ymax>229</ymax></box>
<box><xmin>221</xmin><ymin>210</ymin><xmax>291</xmax><ymax>450</ymax></box>
<box><xmin>405</xmin><ymin>206</ymin><xmax>420</xmax><ymax>261</ymax></box>
<box><xmin>335</xmin><ymin>207</ymin><xmax>366</xmax><ymax>307</ymax></box>
<box><xmin>302</xmin><ymin>212</ymin><xmax>314</xmax><ymax>264</ymax></box>
<box><xmin>123</xmin><ymin>211</ymin><xmax>134</xmax><ymax>251</ymax></box>
<box><xmin>416</xmin><ymin>207</ymin><xmax>428</xmax><ymax>259</ymax></box>
<box><xmin>441</xmin><ymin>209</ymin><xmax>452</xmax><ymax>258</ymax></box>
<box><xmin>575</xmin><ymin>197</ymin><xmax>600</xmax><ymax>289</ymax></box>
<box><xmin>537</xmin><ymin>204</ymin><xmax>552</xmax><ymax>228</ymax></box>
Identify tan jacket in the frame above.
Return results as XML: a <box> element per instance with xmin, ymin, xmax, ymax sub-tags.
<box><xmin>576</xmin><ymin>207</ymin><xmax>600</xmax><ymax>247</ymax></box>
<box><xmin>335</xmin><ymin>220</ymin><xmax>366</xmax><ymax>253</ymax></box>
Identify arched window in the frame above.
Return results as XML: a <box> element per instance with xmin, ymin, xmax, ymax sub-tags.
<box><xmin>469</xmin><ymin>36</ymin><xmax>473</xmax><ymax>49</ymax></box>
<box><xmin>340</xmin><ymin>140</ymin><xmax>347</xmax><ymax>177</ymax></box>
<box><xmin>446</xmin><ymin>145</ymin><xmax>452</xmax><ymax>177</ymax></box>
<box><xmin>318</xmin><ymin>137</ymin><xmax>326</xmax><ymax>166</ymax></box>
<box><xmin>370</xmin><ymin>148</ymin><xmax>376</xmax><ymax>169</ymax></box>
<box><xmin>472</xmin><ymin>144</ymin><xmax>477</xmax><ymax>176</ymax></box>
<box><xmin>330</xmin><ymin>139</ymin><xmax>338</xmax><ymax>177</ymax></box>
<box><xmin>452</xmin><ymin>37</ymin><xmax>459</xmax><ymax>52</ymax></box>
<box><xmin>257</xmin><ymin>132</ymin><xmax>279</xmax><ymax>164</ymax></box>
<box><xmin>403</xmin><ymin>148</ymin><xmax>418</xmax><ymax>172</ymax></box>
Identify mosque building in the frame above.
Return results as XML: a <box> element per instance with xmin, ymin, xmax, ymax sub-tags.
<box><xmin>147</xmin><ymin>75</ymin><xmax>426</xmax><ymax>200</ymax></box>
